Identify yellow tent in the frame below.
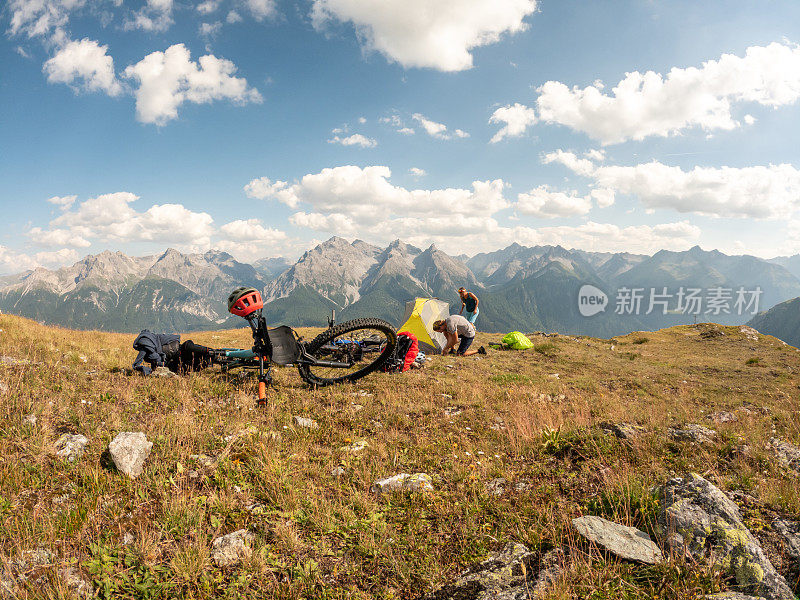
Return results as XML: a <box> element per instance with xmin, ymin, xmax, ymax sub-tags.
<box><xmin>398</xmin><ymin>298</ymin><xmax>450</xmax><ymax>354</ymax></box>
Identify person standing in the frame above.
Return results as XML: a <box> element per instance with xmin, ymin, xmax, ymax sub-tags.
<box><xmin>433</xmin><ymin>315</ymin><xmax>486</xmax><ymax>356</ymax></box>
<box><xmin>458</xmin><ymin>287</ymin><xmax>480</xmax><ymax>325</ymax></box>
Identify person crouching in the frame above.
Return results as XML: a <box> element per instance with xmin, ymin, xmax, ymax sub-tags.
<box><xmin>433</xmin><ymin>315</ymin><xmax>486</xmax><ymax>357</ymax></box>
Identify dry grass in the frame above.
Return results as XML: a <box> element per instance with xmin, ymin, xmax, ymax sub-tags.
<box><xmin>1</xmin><ymin>315</ymin><xmax>799</xmax><ymax>598</ymax></box>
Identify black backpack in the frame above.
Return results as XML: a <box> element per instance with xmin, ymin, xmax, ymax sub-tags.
<box><xmin>381</xmin><ymin>333</ymin><xmax>418</xmax><ymax>373</ymax></box>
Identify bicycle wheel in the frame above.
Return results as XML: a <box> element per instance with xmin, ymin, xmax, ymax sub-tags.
<box><xmin>297</xmin><ymin>318</ymin><xmax>397</xmax><ymax>386</ymax></box>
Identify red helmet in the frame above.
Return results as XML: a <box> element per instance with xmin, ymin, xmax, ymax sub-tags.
<box><xmin>228</xmin><ymin>287</ymin><xmax>263</xmax><ymax>317</ymax></box>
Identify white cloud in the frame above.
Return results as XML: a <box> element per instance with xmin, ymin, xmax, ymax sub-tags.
<box><xmin>590</xmin><ymin>187</ymin><xmax>615</xmax><ymax>208</ymax></box>
<box><xmin>7</xmin><ymin>0</ymin><xmax>85</xmax><ymax>39</ymax></box>
<box><xmin>516</xmin><ymin>186</ymin><xmax>593</xmax><ymax>218</ymax></box>
<box><xmin>197</xmin><ymin>0</ymin><xmax>220</xmax><ymax>14</ymax></box>
<box><xmin>409</xmin><ymin>167</ymin><xmax>426</xmax><ymax>176</ymax></box>
<box><xmin>244</xmin><ymin>177</ymin><xmax>296</xmax><ymax>207</ymax></box>
<box><xmin>219</xmin><ymin>218</ymin><xmax>288</xmax><ymax>241</ymax></box>
<box><xmin>245</xmin><ymin>0</ymin><xmax>276</xmax><ymax>20</ymax></box>
<box><xmin>44</xmin><ymin>192</ymin><xmax>215</xmax><ymax>246</ymax></box>
<box><xmin>227</xmin><ymin>10</ymin><xmax>242</xmax><ymax>22</ymax></box>
<box><xmin>412</xmin><ymin>113</ymin><xmax>469</xmax><ymax>140</ymax></box>
<box><xmin>548</xmin><ymin>151</ymin><xmax>800</xmax><ymax>219</ymax></box>
<box><xmin>489</xmin><ymin>102</ymin><xmax>537</xmax><ymax>143</ymax></box>
<box><xmin>43</xmin><ymin>38</ymin><xmax>122</xmax><ymax>96</ymax></box>
<box><xmin>200</xmin><ymin>21</ymin><xmax>223</xmax><ymax>38</ymax></box>
<box><xmin>47</xmin><ymin>195</ymin><xmax>77</xmax><ymax>210</ymax></box>
<box><xmin>535</xmin><ymin>42</ymin><xmax>800</xmax><ymax>144</ymax></box>
<box><xmin>542</xmin><ymin>149</ymin><xmax>597</xmax><ymax>176</ymax></box>
<box><xmin>397</xmin><ymin>127</ymin><xmax>415</xmax><ymax>135</ymax></box>
<box><xmin>531</xmin><ymin>220</ymin><xmax>701</xmax><ymax>254</ymax></box>
<box><xmin>0</xmin><ymin>245</ymin><xmax>78</xmax><ymax>275</ymax></box>
<box><xmin>327</xmin><ymin>133</ymin><xmax>377</xmax><ymax>148</ymax></box>
<box><xmin>310</xmin><ymin>0</ymin><xmax>538</xmax><ymax>71</ymax></box>
<box><xmin>123</xmin><ymin>44</ymin><xmax>262</xmax><ymax>125</ymax></box>
<box><xmin>126</xmin><ymin>0</ymin><xmax>174</xmax><ymax>32</ymax></box>
<box><xmin>584</xmin><ymin>149</ymin><xmax>605</xmax><ymax>162</ymax></box>
<box><xmin>28</xmin><ymin>227</ymin><xmax>91</xmax><ymax>247</ymax></box>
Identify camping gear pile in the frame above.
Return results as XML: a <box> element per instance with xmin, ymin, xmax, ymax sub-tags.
<box><xmin>491</xmin><ymin>331</ymin><xmax>534</xmax><ymax>350</ymax></box>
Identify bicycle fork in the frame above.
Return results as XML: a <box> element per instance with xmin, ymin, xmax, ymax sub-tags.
<box><xmin>257</xmin><ymin>355</ymin><xmax>272</xmax><ymax>407</ymax></box>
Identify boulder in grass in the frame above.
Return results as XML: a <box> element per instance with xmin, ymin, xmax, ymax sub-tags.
<box><xmin>600</xmin><ymin>422</ymin><xmax>646</xmax><ymax>440</ymax></box>
<box><xmin>212</xmin><ymin>529</ymin><xmax>254</xmax><ymax>567</ymax></box>
<box><xmin>669</xmin><ymin>424</ymin><xmax>717</xmax><ymax>444</ymax></box>
<box><xmin>707</xmin><ymin>594</ymin><xmax>764</xmax><ymax>600</ymax></box>
<box><xmin>768</xmin><ymin>438</ymin><xmax>800</xmax><ymax>473</ymax></box>
<box><xmin>109</xmin><ymin>432</ymin><xmax>152</xmax><ymax>478</ymax></box>
<box><xmin>54</xmin><ymin>434</ymin><xmax>89</xmax><ymax>462</ymax></box>
<box><xmin>371</xmin><ymin>473</ymin><xmax>433</xmax><ymax>494</ymax></box>
<box><xmin>420</xmin><ymin>542</ymin><xmax>562</xmax><ymax>600</ymax></box>
<box><xmin>660</xmin><ymin>473</ymin><xmax>794</xmax><ymax>600</ymax></box>
<box><xmin>572</xmin><ymin>515</ymin><xmax>663</xmax><ymax>564</ymax></box>
<box><xmin>292</xmin><ymin>416</ymin><xmax>318</xmax><ymax>429</ymax></box>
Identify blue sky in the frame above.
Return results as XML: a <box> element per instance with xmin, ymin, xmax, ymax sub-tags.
<box><xmin>2</xmin><ymin>0</ymin><xmax>800</xmax><ymax>273</ymax></box>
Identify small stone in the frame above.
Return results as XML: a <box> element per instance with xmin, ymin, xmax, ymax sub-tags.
<box><xmin>739</xmin><ymin>326</ymin><xmax>760</xmax><ymax>341</ymax></box>
<box><xmin>54</xmin><ymin>434</ymin><xmax>89</xmax><ymax>462</ymax></box>
<box><xmin>371</xmin><ymin>473</ymin><xmax>433</xmax><ymax>494</ymax></box>
<box><xmin>351</xmin><ymin>404</ymin><xmax>364</xmax><ymax>411</ymax></box>
<box><xmin>223</xmin><ymin>425</ymin><xmax>258</xmax><ymax>442</ymax></box>
<box><xmin>548</xmin><ymin>373</ymin><xmax>560</xmax><ymax>379</ymax></box>
<box><xmin>211</xmin><ymin>529</ymin><xmax>254</xmax><ymax>567</ymax></box>
<box><xmin>292</xmin><ymin>416</ymin><xmax>319</xmax><ymax>429</ymax></box>
<box><xmin>247</xmin><ymin>502</ymin><xmax>267</xmax><ymax>515</ymax></box>
<box><xmin>768</xmin><ymin>437</ymin><xmax>800</xmax><ymax>473</ymax></box>
<box><xmin>153</xmin><ymin>366</ymin><xmax>176</xmax><ymax>377</ymax></box>
<box><xmin>340</xmin><ymin>440</ymin><xmax>368</xmax><ymax>452</ymax></box>
<box><xmin>331</xmin><ymin>466</ymin><xmax>346</xmax><ymax>478</ymax></box>
<box><xmin>189</xmin><ymin>454</ymin><xmax>216</xmax><ymax>468</ymax></box>
<box><xmin>709</xmin><ymin>411</ymin><xmax>738</xmax><ymax>424</ymax></box>
<box><xmin>707</xmin><ymin>593</ymin><xmax>764</xmax><ymax>600</ymax></box>
<box><xmin>485</xmin><ymin>478</ymin><xmax>506</xmax><ymax>496</ymax></box>
<box><xmin>669</xmin><ymin>424</ymin><xmax>717</xmax><ymax>444</ymax></box>
<box><xmin>444</xmin><ymin>406</ymin><xmax>462</xmax><ymax>417</ymax></box>
<box><xmin>108</xmin><ymin>432</ymin><xmax>152</xmax><ymax>478</ymax></box>
<box><xmin>512</xmin><ymin>480</ymin><xmax>531</xmax><ymax>493</ymax></box>
<box><xmin>601</xmin><ymin>422</ymin><xmax>646</xmax><ymax>440</ymax></box>
<box><xmin>23</xmin><ymin>414</ymin><xmax>36</xmax><ymax>426</ymax></box>
<box><xmin>0</xmin><ymin>381</ymin><xmax>8</xmax><ymax>394</ymax></box>
<box><xmin>61</xmin><ymin>566</ymin><xmax>93</xmax><ymax>598</ymax></box>
<box><xmin>573</xmin><ymin>515</ymin><xmax>662</xmax><ymax>564</ymax></box>
<box><xmin>121</xmin><ymin>533</ymin><xmax>135</xmax><ymax>545</ymax></box>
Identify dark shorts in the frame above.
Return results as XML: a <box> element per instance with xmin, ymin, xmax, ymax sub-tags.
<box><xmin>457</xmin><ymin>335</ymin><xmax>474</xmax><ymax>355</ymax></box>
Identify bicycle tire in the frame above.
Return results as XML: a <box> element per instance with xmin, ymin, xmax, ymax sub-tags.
<box><xmin>297</xmin><ymin>317</ymin><xmax>397</xmax><ymax>387</ymax></box>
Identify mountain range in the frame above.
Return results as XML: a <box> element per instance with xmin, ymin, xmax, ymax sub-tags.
<box><xmin>2</xmin><ymin>238</ymin><xmax>800</xmax><ymax>338</ymax></box>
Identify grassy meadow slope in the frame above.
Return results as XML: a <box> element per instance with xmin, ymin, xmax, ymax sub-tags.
<box><xmin>1</xmin><ymin>314</ymin><xmax>799</xmax><ymax>598</ymax></box>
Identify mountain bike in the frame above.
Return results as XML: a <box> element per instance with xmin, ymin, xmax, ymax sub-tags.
<box><xmin>212</xmin><ymin>287</ymin><xmax>397</xmax><ymax>405</ymax></box>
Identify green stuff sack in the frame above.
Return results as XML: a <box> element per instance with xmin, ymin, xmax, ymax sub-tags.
<box><xmin>502</xmin><ymin>331</ymin><xmax>533</xmax><ymax>350</ymax></box>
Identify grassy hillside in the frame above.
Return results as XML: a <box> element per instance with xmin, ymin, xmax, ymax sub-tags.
<box><xmin>1</xmin><ymin>315</ymin><xmax>799</xmax><ymax>598</ymax></box>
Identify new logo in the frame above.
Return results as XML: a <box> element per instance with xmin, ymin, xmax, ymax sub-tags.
<box><xmin>578</xmin><ymin>284</ymin><xmax>608</xmax><ymax>317</ymax></box>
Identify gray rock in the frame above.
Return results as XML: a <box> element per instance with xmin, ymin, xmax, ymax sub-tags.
<box><xmin>54</xmin><ymin>434</ymin><xmax>89</xmax><ymax>462</ymax></box>
<box><xmin>709</xmin><ymin>411</ymin><xmax>738</xmax><ymax>424</ymax></box>
<box><xmin>331</xmin><ymin>466</ymin><xmax>346</xmax><ymax>478</ymax></box>
<box><xmin>292</xmin><ymin>416</ymin><xmax>318</xmax><ymax>429</ymax></box>
<box><xmin>444</xmin><ymin>407</ymin><xmax>462</xmax><ymax>417</ymax></box>
<box><xmin>108</xmin><ymin>432</ymin><xmax>152</xmax><ymax>478</ymax></box>
<box><xmin>572</xmin><ymin>516</ymin><xmax>662</xmax><ymax>564</ymax></box>
<box><xmin>0</xmin><ymin>381</ymin><xmax>7</xmax><ymax>394</ymax></box>
<box><xmin>739</xmin><ymin>326</ymin><xmax>760</xmax><ymax>341</ymax></box>
<box><xmin>669</xmin><ymin>424</ymin><xmax>717</xmax><ymax>444</ymax></box>
<box><xmin>339</xmin><ymin>440</ymin><xmax>368</xmax><ymax>452</ymax></box>
<box><xmin>772</xmin><ymin>519</ymin><xmax>800</xmax><ymax>563</ymax></box>
<box><xmin>212</xmin><ymin>529</ymin><xmax>254</xmax><ymax>567</ymax></box>
<box><xmin>485</xmin><ymin>478</ymin><xmax>507</xmax><ymax>497</ymax></box>
<box><xmin>61</xmin><ymin>566</ymin><xmax>94</xmax><ymax>598</ymax></box>
<box><xmin>660</xmin><ymin>473</ymin><xmax>794</xmax><ymax>600</ymax></box>
<box><xmin>23</xmin><ymin>414</ymin><xmax>36</xmax><ymax>426</ymax></box>
<box><xmin>371</xmin><ymin>473</ymin><xmax>433</xmax><ymax>494</ymax></box>
<box><xmin>420</xmin><ymin>542</ymin><xmax>562</xmax><ymax>600</ymax></box>
<box><xmin>601</xmin><ymin>422</ymin><xmax>646</xmax><ymax>440</ymax></box>
<box><xmin>707</xmin><ymin>593</ymin><xmax>764</xmax><ymax>600</ymax></box>
<box><xmin>768</xmin><ymin>438</ymin><xmax>800</xmax><ymax>473</ymax></box>
<box><xmin>189</xmin><ymin>454</ymin><xmax>216</xmax><ymax>468</ymax></box>
<box><xmin>153</xmin><ymin>366</ymin><xmax>176</xmax><ymax>378</ymax></box>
